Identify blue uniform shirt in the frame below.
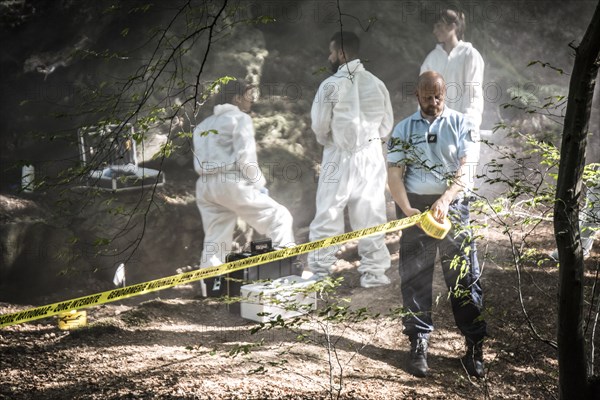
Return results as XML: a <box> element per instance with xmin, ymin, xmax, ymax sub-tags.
<box><xmin>387</xmin><ymin>107</ymin><xmax>479</xmax><ymax>195</ymax></box>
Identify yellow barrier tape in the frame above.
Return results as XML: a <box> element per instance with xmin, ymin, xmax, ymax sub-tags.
<box><xmin>0</xmin><ymin>211</ymin><xmax>445</xmax><ymax>328</ymax></box>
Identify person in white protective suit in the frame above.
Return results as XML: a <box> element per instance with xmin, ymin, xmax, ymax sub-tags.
<box><xmin>193</xmin><ymin>79</ymin><xmax>295</xmax><ymax>272</ymax></box>
<box><xmin>420</xmin><ymin>8</ymin><xmax>485</xmax><ymax>130</ymax></box>
<box><xmin>307</xmin><ymin>31</ymin><xmax>394</xmax><ymax>288</ymax></box>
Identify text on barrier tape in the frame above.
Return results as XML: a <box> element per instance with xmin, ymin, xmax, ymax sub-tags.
<box><xmin>0</xmin><ymin>211</ymin><xmax>448</xmax><ymax>328</ymax></box>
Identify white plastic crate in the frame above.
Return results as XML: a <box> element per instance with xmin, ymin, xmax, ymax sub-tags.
<box><xmin>240</xmin><ymin>275</ymin><xmax>318</xmax><ymax>323</ymax></box>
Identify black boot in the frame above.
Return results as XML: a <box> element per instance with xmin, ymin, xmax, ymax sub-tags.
<box><xmin>408</xmin><ymin>336</ymin><xmax>429</xmax><ymax>377</ymax></box>
<box><xmin>462</xmin><ymin>338</ymin><xmax>485</xmax><ymax>378</ymax></box>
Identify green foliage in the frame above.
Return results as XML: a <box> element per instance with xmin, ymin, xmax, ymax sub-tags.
<box><xmin>387</xmin><ymin>136</ymin><xmax>457</xmax><ymax>185</ymax></box>
<box><xmin>215</xmin><ymin>276</ymin><xmax>400</xmax><ymax>397</ymax></box>
<box><xmin>507</xmin><ymin>86</ymin><xmax>539</xmax><ymax>108</ymax></box>
<box><xmin>583</xmin><ymin>163</ymin><xmax>600</xmax><ymax>187</ymax></box>
<box><xmin>128</xmin><ymin>3</ymin><xmax>153</xmax><ymax>14</ymax></box>
<box><xmin>93</xmin><ymin>237</ymin><xmax>111</xmax><ymax>246</ymax></box>
<box><xmin>473</xmin><ymin>61</ymin><xmax>585</xmax><ymax>351</ymax></box>
<box><xmin>312</xmin><ymin>66</ymin><xmax>329</xmax><ymax>76</ymax></box>
<box><xmin>199</xmin><ymin>76</ymin><xmax>237</xmax><ymax>106</ymax></box>
<box><xmin>157</xmin><ymin>141</ymin><xmax>174</xmax><ymax>158</ymax></box>
<box><xmin>228</xmin><ymin>339</ymin><xmax>265</xmax><ymax>358</ymax></box>
<box><xmin>199</xmin><ymin>129</ymin><xmax>218</xmax><ymax>137</ymax></box>
<box><xmin>479</xmin><ymin>129</ymin><xmax>559</xmax><ymax>218</ymax></box>
<box><xmin>248</xmin><ymin>359</ymin><xmax>289</xmax><ymax>375</ymax></box>
<box><xmin>527</xmin><ymin>60</ymin><xmax>566</xmax><ymax>75</ymax></box>
<box><xmin>251</xmin><ymin>16</ymin><xmax>276</xmax><ymax>24</ymax></box>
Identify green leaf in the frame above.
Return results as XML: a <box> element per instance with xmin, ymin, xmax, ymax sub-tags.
<box><xmin>200</xmin><ymin>129</ymin><xmax>218</xmax><ymax>137</ymax></box>
<box><xmin>93</xmin><ymin>237</ymin><xmax>111</xmax><ymax>246</ymax></box>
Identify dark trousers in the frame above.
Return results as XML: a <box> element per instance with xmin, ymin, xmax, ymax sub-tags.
<box><xmin>397</xmin><ymin>193</ymin><xmax>487</xmax><ymax>342</ymax></box>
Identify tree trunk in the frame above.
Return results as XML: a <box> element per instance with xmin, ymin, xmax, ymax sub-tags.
<box><xmin>554</xmin><ymin>2</ymin><xmax>600</xmax><ymax>399</ymax></box>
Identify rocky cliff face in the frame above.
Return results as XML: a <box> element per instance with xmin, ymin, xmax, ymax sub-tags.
<box><xmin>0</xmin><ymin>0</ymin><xmax>598</xmax><ymax>302</ymax></box>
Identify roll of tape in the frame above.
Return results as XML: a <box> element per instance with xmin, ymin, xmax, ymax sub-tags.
<box><xmin>420</xmin><ymin>211</ymin><xmax>451</xmax><ymax>240</ymax></box>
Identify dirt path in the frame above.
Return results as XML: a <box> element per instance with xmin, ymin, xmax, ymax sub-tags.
<box><xmin>0</xmin><ymin>225</ymin><xmax>581</xmax><ymax>399</ymax></box>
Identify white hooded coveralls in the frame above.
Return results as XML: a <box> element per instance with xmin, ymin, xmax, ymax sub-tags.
<box><xmin>193</xmin><ymin>104</ymin><xmax>295</xmax><ymax>268</ymax></box>
<box><xmin>308</xmin><ymin>59</ymin><xmax>393</xmax><ymax>277</ymax></box>
<box><xmin>421</xmin><ymin>41</ymin><xmax>485</xmax><ymax>129</ymax></box>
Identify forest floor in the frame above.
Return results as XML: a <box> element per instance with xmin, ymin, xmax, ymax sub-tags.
<box><xmin>1</xmin><ymin>218</ymin><xmax>598</xmax><ymax>400</ymax></box>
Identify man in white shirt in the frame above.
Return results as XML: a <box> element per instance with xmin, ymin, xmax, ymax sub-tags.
<box><xmin>307</xmin><ymin>31</ymin><xmax>393</xmax><ymax>288</ymax></box>
<box><xmin>193</xmin><ymin>80</ymin><xmax>295</xmax><ymax>270</ymax></box>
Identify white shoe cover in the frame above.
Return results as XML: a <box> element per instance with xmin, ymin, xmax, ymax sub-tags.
<box><xmin>360</xmin><ymin>273</ymin><xmax>391</xmax><ymax>288</ymax></box>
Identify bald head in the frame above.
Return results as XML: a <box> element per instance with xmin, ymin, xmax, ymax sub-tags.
<box><xmin>417</xmin><ymin>71</ymin><xmax>446</xmax><ymax>95</ymax></box>
<box><xmin>416</xmin><ymin>71</ymin><xmax>446</xmax><ymax>121</ymax></box>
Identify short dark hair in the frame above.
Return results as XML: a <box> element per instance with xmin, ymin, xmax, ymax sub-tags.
<box><xmin>215</xmin><ymin>79</ymin><xmax>254</xmax><ymax>105</ymax></box>
<box><xmin>330</xmin><ymin>31</ymin><xmax>360</xmax><ymax>57</ymax></box>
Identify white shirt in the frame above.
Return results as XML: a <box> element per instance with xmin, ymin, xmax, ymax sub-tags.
<box><xmin>192</xmin><ymin>103</ymin><xmax>266</xmax><ymax>188</ymax></box>
<box><xmin>311</xmin><ymin>59</ymin><xmax>393</xmax><ymax>151</ymax></box>
<box><xmin>421</xmin><ymin>41</ymin><xmax>485</xmax><ymax>129</ymax></box>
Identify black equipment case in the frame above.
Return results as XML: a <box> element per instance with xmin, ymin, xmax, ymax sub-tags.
<box><xmin>204</xmin><ymin>239</ymin><xmax>301</xmax><ymax>313</ymax></box>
